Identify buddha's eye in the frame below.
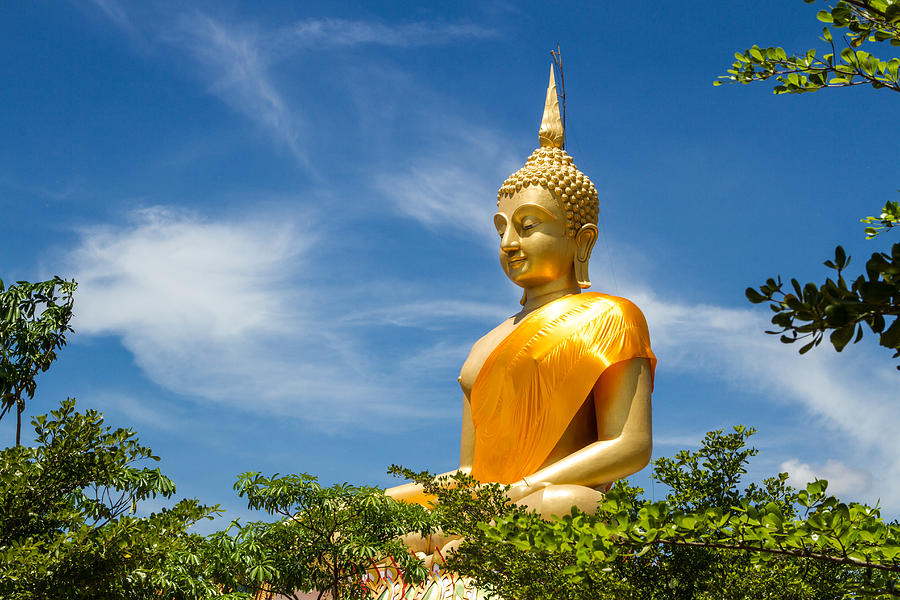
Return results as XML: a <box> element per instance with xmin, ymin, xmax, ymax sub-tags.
<box><xmin>522</xmin><ymin>219</ymin><xmax>539</xmax><ymax>231</ymax></box>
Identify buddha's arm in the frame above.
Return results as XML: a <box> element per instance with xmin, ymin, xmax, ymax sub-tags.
<box><xmin>459</xmin><ymin>393</ymin><xmax>474</xmax><ymax>470</ymax></box>
<box><xmin>509</xmin><ymin>357</ymin><xmax>652</xmax><ymax>498</ymax></box>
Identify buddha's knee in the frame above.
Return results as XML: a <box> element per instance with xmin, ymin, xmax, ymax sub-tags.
<box><xmin>518</xmin><ymin>484</ymin><xmax>605</xmax><ymax>518</ymax></box>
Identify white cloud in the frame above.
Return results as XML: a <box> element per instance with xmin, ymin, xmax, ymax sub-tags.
<box><xmin>781</xmin><ymin>458</ymin><xmax>873</xmax><ymax>497</ymax></box>
<box><xmin>72</xmin><ymin>206</ymin><xmax>304</xmax><ymax>341</ymax></box>
<box><xmin>67</xmin><ymin>206</ymin><xmax>463</xmax><ymax>427</ymax></box>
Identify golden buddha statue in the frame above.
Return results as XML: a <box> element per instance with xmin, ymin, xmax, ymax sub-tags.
<box><xmin>387</xmin><ymin>66</ymin><xmax>656</xmax><ymax>540</ymax></box>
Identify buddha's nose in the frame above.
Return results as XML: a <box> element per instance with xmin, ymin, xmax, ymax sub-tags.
<box><xmin>500</xmin><ymin>229</ymin><xmax>520</xmax><ymax>252</ymax></box>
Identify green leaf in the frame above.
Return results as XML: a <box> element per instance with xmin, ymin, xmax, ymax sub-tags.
<box><xmin>880</xmin><ymin>318</ymin><xmax>900</xmax><ymax>349</ymax></box>
<box><xmin>830</xmin><ymin>324</ymin><xmax>855</xmax><ymax>351</ymax></box>
<box><xmin>834</xmin><ymin>246</ymin><xmax>847</xmax><ymax>269</ymax></box>
<box><xmin>745</xmin><ymin>288</ymin><xmax>767</xmax><ymax>303</ymax></box>
<box><xmin>886</xmin><ymin>3</ymin><xmax>900</xmax><ymax>22</ymax></box>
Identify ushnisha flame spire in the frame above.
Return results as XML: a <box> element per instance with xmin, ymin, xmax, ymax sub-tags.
<box><xmin>497</xmin><ymin>65</ymin><xmax>598</xmax><ymax>238</ymax></box>
<box><xmin>538</xmin><ymin>64</ymin><xmax>564</xmax><ymax>149</ymax></box>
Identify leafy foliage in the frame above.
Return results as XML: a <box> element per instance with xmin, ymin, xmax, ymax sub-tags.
<box><xmin>746</xmin><ymin>242</ymin><xmax>900</xmax><ymax>365</ymax></box>
<box><xmin>207</xmin><ymin>473</ymin><xmax>434</xmax><ymax>600</ymax></box>
<box><xmin>0</xmin><ymin>399</ymin><xmax>231</xmax><ymax>600</ymax></box>
<box><xmin>0</xmin><ymin>276</ymin><xmax>76</xmax><ymax>444</ymax></box>
<box><xmin>717</xmin><ymin>0</ymin><xmax>900</xmax><ymax>94</ymax></box>
<box><xmin>863</xmin><ymin>200</ymin><xmax>900</xmax><ymax>239</ymax></box>
<box><xmin>409</xmin><ymin>428</ymin><xmax>897</xmax><ymax>600</ymax></box>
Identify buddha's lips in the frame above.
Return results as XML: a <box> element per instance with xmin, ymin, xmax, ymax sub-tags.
<box><xmin>507</xmin><ymin>256</ymin><xmax>526</xmax><ymax>268</ymax></box>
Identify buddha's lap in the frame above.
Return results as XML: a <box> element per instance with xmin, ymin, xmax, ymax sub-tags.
<box><xmin>399</xmin><ymin>484</ymin><xmax>606</xmax><ymax>556</ymax></box>
<box><xmin>516</xmin><ymin>483</ymin><xmax>606</xmax><ymax>517</ymax></box>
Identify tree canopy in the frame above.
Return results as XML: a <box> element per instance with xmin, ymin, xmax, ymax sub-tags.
<box><xmin>0</xmin><ymin>277</ymin><xmax>75</xmax><ymax>444</ymax></box>
<box><xmin>0</xmin><ymin>399</ymin><xmax>232</xmax><ymax>600</ymax></box>
<box><xmin>206</xmin><ymin>473</ymin><xmax>434</xmax><ymax>600</ymax></box>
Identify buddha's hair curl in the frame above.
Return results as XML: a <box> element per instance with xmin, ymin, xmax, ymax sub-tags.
<box><xmin>497</xmin><ymin>146</ymin><xmax>599</xmax><ymax>238</ymax></box>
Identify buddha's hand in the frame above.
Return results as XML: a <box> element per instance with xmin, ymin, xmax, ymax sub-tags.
<box><xmin>505</xmin><ymin>479</ymin><xmax>551</xmax><ymax>504</ymax></box>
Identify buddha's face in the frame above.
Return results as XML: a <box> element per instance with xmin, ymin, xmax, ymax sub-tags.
<box><xmin>494</xmin><ymin>186</ymin><xmax>576</xmax><ymax>289</ymax></box>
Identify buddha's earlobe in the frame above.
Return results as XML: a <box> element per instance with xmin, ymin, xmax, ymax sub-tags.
<box><xmin>574</xmin><ymin>224</ymin><xmax>598</xmax><ymax>289</ymax></box>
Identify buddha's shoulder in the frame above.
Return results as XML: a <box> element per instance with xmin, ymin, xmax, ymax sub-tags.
<box><xmin>458</xmin><ymin>316</ymin><xmax>518</xmax><ymax>394</ymax></box>
<box><xmin>580</xmin><ymin>292</ymin><xmax>648</xmax><ymax>322</ymax></box>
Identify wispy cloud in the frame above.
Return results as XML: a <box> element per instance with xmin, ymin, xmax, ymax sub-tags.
<box><xmin>345</xmin><ymin>300</ymin><xmax>511</xmax><ymax>328</ymax></box>
<box><xmin>627</xmin><ymin>287</ymin><xmax>900</xmax><ymax>511</ymax></box>
<box><xmin>87</xmin><ymin>0</ymin><xmax>136</xmax><ymax>35</ymax></box>
<box><xmin>89</xmin><ymin>3</ymin><xmax>498</xmax><ymax>165</ymax></box>
<box><xmin>170</xmin><ymin>15</ymin><xmax>306</xmax><ymax>161</ymax></box>
<box><xmin>653</xmin><ymin>433</ymin><xmax>705</xmax><ymax>448</ymax></box>
<box><xmin>90</xmin><ymin>391</ymin><xmax>182</xmax><ymax>432</ymax></box>
<box><xmin>168</xmin><ymin>14</ymin><xmax>496</xmax><ymax>164</ymax></box>
<box><xmin>378</xmin><ymin>165</ymin><xmax>499</xmax><ymax>243</ymax></box>
<box><xmin>374</xmin><ymin>125</ymin><xmax>521</xmax><ymax>244</ymax></box>
<box><xmin>268</xmin><ymin>19</ymin><xmax>495</xmax><ymax>52</ymax></box>
<box><xmin>0</xmin><ymin>173</ymin><xmax>81</xmax><ymax>202</ymax></box>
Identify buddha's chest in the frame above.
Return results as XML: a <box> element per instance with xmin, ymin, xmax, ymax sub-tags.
<box><xmin>458</xmin><ymin>317</ymin><xmax>518</xmax><ymax>397</ymax></box>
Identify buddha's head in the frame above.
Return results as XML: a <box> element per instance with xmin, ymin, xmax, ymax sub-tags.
<box><xmin>495</xmin><ymin>66</ymin><xmax>599</xmax><ymax>296</ymax></box>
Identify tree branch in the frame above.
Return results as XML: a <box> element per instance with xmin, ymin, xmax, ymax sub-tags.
<box><xmin>647</xmin><ymin>537</ymin><xmax>900</xmax><ymax>574</ymax></box>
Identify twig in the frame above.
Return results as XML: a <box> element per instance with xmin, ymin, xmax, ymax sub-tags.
<box><xmin>550</xmin><ymin>44</ymin><xmax>566</xmax><ymax>147</ymax></box>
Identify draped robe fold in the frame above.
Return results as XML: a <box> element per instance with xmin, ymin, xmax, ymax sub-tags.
<box><xmin>470</xmin><ymin>292</ymin><xmax>656</xmax><ymax>485</ymax></box>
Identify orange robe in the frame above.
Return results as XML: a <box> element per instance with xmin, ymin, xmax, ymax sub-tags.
<box><xmin>470</xmin><ymin>293</ymin><xmax>656</xmax><ymax>484</ymax></box>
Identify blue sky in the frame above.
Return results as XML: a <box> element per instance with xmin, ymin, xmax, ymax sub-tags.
<box><xmin>3</xmin><ymin>0</ymin><xmax>899</xmax><ymax>526</ymax></box>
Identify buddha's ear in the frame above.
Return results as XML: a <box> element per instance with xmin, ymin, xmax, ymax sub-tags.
<box><xmin>574</xmin><ymin>223</ymin><xmax>599</xmax><ymax>289</ymax></box>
